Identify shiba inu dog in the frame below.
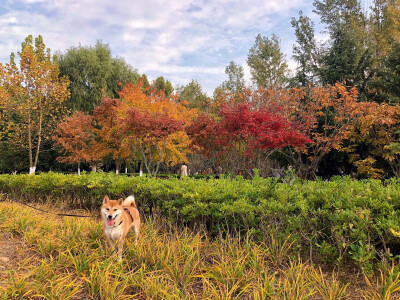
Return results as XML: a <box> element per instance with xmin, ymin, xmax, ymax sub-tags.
<box><xmin>101</xmin><ymin>195</ymin><xmax>140</xmax><ymax>260</ymax></box>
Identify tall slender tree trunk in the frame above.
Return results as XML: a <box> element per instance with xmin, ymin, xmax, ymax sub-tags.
<box><xmin>28</xmin><ymin>114</ymin><xmax>35</xmax><ymax>175</ymax></box>
<box><xmin>33</xmin><ymin>114</ymin><xmax>43</xmax><ymax>175</ymax></box>
<box><xmin>139</xmin><ymin>160</ymin><xmax>143</xmax><ymax>177</ymax></box>
<box><xmin>116</xmin><ymin>160</ymin><xmax>121</xmax><ymax>174</ymax></box>
<box><xmin>154</xmin><ymin>136</ymin><xmax>168</xmax><ymax>175</ymax></box>
<box><xmin>141</xmin><ymin>145</ymin><xmax>151</xmax><ymax>175</ymax></box>
<box><xmin>78</xmin><ymin>162</ymin><xmax>81</xmax><ymax>175</ymax></box>
<box><xmin>30</xmin><ymin>105</ymin><xmax>43</xmax><ymax>175</ymax></box>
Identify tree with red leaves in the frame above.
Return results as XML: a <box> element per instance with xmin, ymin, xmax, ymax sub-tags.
<box><xmin>187</xmin><ymin>102</ymin><xmax>311</xmax><ymax>176</ymax></box>
<box><xmin>53</xmin><ymin>112</ymin><xmax>98</xmax><ymax>174</ymax></box>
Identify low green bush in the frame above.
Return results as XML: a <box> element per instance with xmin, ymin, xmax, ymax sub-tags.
<box><xmin>1</xmin><ymin>172</ymin><xmax>400</xmax><ymax>271</ymax></box>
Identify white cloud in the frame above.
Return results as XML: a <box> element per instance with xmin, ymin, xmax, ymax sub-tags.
<box><xmin>0</xmin><ymin>0</ymin><xmax>315</xmax><ymax>94</ymax></box>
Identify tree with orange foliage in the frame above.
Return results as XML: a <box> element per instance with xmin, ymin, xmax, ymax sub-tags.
<box><xmin>207</xmin><ymin>83</ymin><xmax>363</xmax><ymax>179</ymax></box>
<box><xmin>0</xmin><ymin>35</ymin><xmax>70</xmax><ymax>174</ymax></box>
<box><xmin>53</xmin><ymin>112</ymin><xmax>99</xmax><ymax>175</ymax></box>
<box><xmin>117</xmin><ymin>81</ymin><xmax>197</xmax><ymax>175</ymax></box>
<box><xmin>250</xmin><ymin>83</ymin><xmax>363</xmax><ymax>178</ymax></box>
<box><xmin>346</xmin><ymin>102</ymin><xmax>400</xmax><ymax>178</ymax></box>
<box><xmin>93</xmin><ymin>97</ymin><xmax>131</xmax><ymax>173</ymax></box>
<box><xmin>291</xmin><ymin>84</ymin><xmax>363</xmax><ymax>179</ymax></box>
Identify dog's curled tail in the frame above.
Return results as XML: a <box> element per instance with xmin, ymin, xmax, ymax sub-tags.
<box><xmin>122</xmin><ymin>195</ymin><xmax>136</xmax><ymax>207</ymax></box>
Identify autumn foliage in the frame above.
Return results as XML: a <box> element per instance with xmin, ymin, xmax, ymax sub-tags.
<box><xmin>232</xmin><ymin>83</ymin><xmax>363</xmax><ymax>178</ymax></box>
<box><xmin>93</xmin><ymin>97</ymin><xmax>129</xmax><ymax>173</ymax></box>
<box><xmin>0</xmin><ymin>35</ymin><xmax>70</xmax><ymax>174</ymax></box>
<box><xmin>346</xmin><ymin>102</ymin><xmax>400</xmax><ymax>178</ymax></box>
<box><xmin>3</xmin><ymin>35</ymin><xmax>400</xmax><ymax>179</ymax></box>
<box><xmin>53</xmin><ymin>80</ymin><xmax>196</xmax><ymax>174</ymax></box>
<box><xmin>52</xmin><ymin>79</ymin><xmax>389</xmax><ymax>178</ymax></box>
<box><xmin>53</xmin><ymin>112</ymin><xmax>99</xmax><ymax>174</ymax></box>
<box><xmin>187</xmin><ymin>101</ymin><xmax>312</xmax><ymax>176</ymax></box>
<box><xmin>116</xmin><ymin>81</ymin><xmax>196</xmax><ymax>174</ymax></box>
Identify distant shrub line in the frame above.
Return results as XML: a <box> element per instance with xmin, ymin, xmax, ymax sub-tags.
<box><xmin>1</xmin><ymin>172</ymin><xmax>400</xmax><ymax>271</ymax></box>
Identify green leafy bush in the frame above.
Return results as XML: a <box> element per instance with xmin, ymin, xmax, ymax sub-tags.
<box><xmin>1</xmin><ymin>172</ymin><xmax>400</xmax><ymax>269</ymax></box>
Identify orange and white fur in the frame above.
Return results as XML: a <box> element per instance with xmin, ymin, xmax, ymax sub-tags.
<box><xmin>101</xmin><ymin>195</ymin><xmax>140</xmax><ymax>260</ymax></box>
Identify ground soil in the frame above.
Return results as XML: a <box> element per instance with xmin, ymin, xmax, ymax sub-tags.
<box><xmin>0</xmin><ymin>233</ymin><xmax>27</xmax><ymax>274</ymax></box>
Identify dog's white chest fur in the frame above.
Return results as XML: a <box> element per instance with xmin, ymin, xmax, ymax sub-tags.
<box><xmin>105</xmin><ymin>225</ymin><xmax>123</xmax><ymax>242</ymax></box>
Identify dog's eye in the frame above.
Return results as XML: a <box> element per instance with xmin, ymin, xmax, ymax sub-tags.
<box><xmin>106</xmin><ymin>208</ymin><xmax>109</xmax><ymax>211</ymax></box>
<box><xmin>113</xmin><ymin>209</ymin><xmax>117</xmax><ymax>211</ymax></box>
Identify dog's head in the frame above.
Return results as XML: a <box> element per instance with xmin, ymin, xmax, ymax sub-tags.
<box><xmin>101</xmin><ymin>196</ymin><xmax>124</xmax><ymax>227</ymax></box>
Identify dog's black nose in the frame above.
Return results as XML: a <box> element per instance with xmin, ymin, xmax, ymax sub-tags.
<box><xmin>107</xmin><ymin>215</ymin><xmax>112</xmax><ymax>219</ymax></box>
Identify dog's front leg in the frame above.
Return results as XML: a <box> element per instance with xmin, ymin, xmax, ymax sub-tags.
<box><xmin>118</xmin><ymin>238</ymin><xmax>124</xmax><ymax>261</ymax></box>
<box><xmin>107</xmin><ymin>237</ymin><xmax>114</xmax><ymax>250</ymax></box>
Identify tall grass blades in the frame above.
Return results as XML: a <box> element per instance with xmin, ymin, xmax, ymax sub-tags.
<box><xmin>363</xmin><ymin>263</ymin><xmax>400</xmax><ymax>299</ymax></box>
<box><xmin>309</xmin><ymin>267</ymin><xmax>350</xmax><ymax>299</ymax></box>
<box><xmin>0</xmin><ymin>198</ymin><xmax>396</xmax><ymax>298</ymax></box>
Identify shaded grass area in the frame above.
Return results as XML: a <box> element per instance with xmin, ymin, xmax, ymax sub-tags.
<box><xmin>1</xmin><ymin>200</ymin><xmax>400</xmax><ymax>299</ymax></box>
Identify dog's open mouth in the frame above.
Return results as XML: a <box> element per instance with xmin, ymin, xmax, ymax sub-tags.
<box><xmin>107</xmin><ymin>214</ymin><xmax>117</xmax><ymax>226</ymax></box>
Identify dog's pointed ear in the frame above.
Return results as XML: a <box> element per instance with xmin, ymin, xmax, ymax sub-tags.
<box><xmin>117</xmin><ymin>198</ymin><xmax>124</xmax><ymax>205</ymax></box>
<box><xmin>103</xmin><ymin>196</ymin><xmax>110</xmax><ymax>204</ymax></box>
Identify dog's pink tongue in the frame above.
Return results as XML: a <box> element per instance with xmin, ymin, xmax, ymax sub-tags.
<box><xmin>107</xmin><ymin>219</ymin><xmax>113</xmax><ymax>226</ymax></box>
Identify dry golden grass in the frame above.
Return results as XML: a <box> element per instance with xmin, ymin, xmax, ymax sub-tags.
<box><xmin>0</xmin><ymin>200</ymin><xmax>399</xmax><ymax>299</ymax></box>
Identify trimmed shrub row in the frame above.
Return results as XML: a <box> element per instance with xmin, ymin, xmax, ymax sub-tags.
<box><xmin>1</xmin><ymin>172</ymin><xmax>400</xmax><ymax>270</ymax></box>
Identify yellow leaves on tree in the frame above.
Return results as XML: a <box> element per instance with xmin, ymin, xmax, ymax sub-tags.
<box><xmin>0</xmin><ymin>35</ymin><xmax>70</xmax><ymax>174</ymax></box>
<box><xmin>347</xmin><ymin>102</ymin><xmax>400</xmax><ymax>178</ymax></box>
<box><xmin>117</xmin><ymin>81</ymin><xmax>197</xmax><ymax>174</ymax></box>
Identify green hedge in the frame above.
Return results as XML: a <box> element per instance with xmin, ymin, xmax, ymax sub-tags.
<box><xmin>1</xmin><ymin>172</ymin><xmax>400</xmax><ymax>270</ymax></box>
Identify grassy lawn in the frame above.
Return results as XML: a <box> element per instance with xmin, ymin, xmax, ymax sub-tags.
<box><xmin>1</xmin><ymin>200</ymin><xmax>399</xmax><ymax>299</ymax></box>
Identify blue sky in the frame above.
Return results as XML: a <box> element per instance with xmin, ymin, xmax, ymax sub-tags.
<box><xmin>0</xmin><ymin>0</ymin><xmax>325</xmax><ymax>95</ymax></box>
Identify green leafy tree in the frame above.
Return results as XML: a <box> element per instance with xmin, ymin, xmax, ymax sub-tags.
<box><xmin>313</xmin><ymin>0</ymin><xmax>372</xmax><ymax>96</ymax></box>
<box><xmin>367</xmin><ymin>0</ymin><xmax>400</xmax><ymax>103</ymax></box>
<box><xmin>291</xmin><ymin>11</ymin><xmax>319</xmax><ymax>86</ymax></box>
<box><xmin>56</xmin><ymin>41</ymin><xmax>138</xmax><ymax>113</ymax></box>
<box><xmin>109</xmin><ymin>57</ymin><xmax>140</xmax><ymax>97</ymax></box>
<box><xmin>0</xmin><ymin>143</ymin><xmax>27</xmax><ymax>173</ymax></box>
<box><xmin>176</xmin><ymin>79</ymin><xmax>208</xmax><ymax>108</ymax></box>
<box><xmin>221</xmin><ymin>61</ymin><xmax>245</xmax><ymax>94</ymax></box>
<box><xmin>375</xmin><ymin>42</ymin><xmax>400</xmax><ymax>103</ymax></box>
<box><xmin>313</xmin><ymin>0</ymin><xmax>364</xmax><ymax>32</ymax></box>
<box><xmin>247</xmin><ymin>34</ymin><xmax>289</xmax><ymax>89</ymax></box>
<box><xmin>152</xmin><ymin>76</ymin><xmax>174</xmax><ymax>96</ymax></box>
<box><xmin>139</xmin><ymin>74</ymin><xmax>150</xmax><ymax>89</ymax></box>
